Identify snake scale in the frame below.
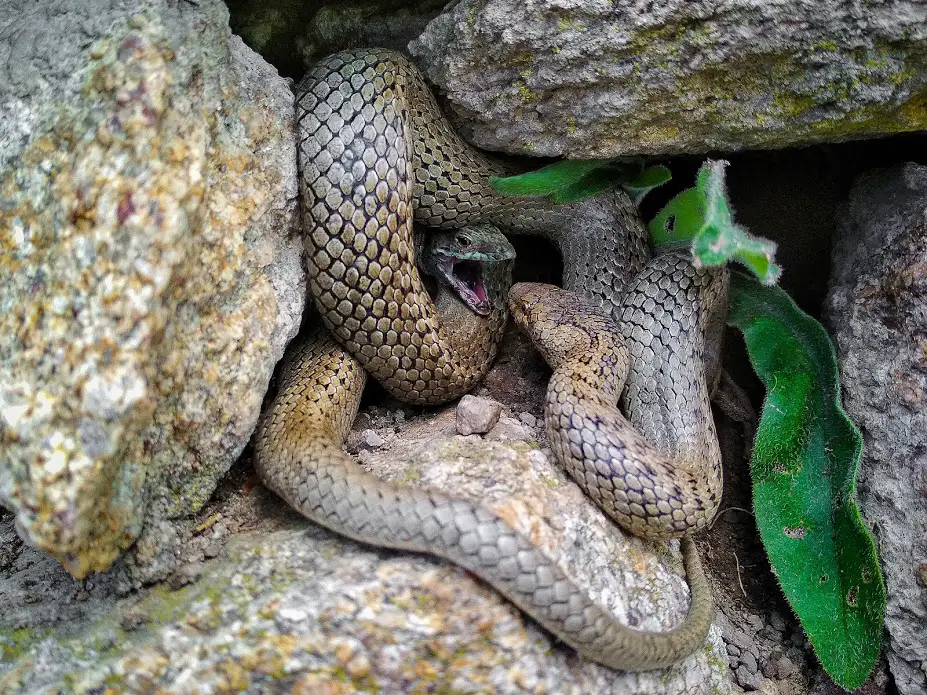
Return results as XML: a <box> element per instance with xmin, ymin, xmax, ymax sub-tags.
<box><xmin>255</xmin><ymin>48</ymin><xmax>728</xmax><ymax>671</ymax></box>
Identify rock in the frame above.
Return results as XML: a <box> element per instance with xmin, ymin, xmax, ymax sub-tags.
<box><xmin>486</xmin><ymin>416</ymin><xmax>533</xmax><ymax>443</ymax></box>
<box><xmin>229</xmin><ymin>0</ymin><xmax>448</xmax><ymax>79</ymax></box>
<box><xmin>167</xmin><ymin>561</ymin><xmax>203</xmax><ymax>591</ymax></box>
<box><xmin>0</xmin><ymin>0</ymin><xmax>302</xmax><ymax>580</ymax></box>
<box><xmin>0</xmin><ymin>428</ymin><xmax>736</xmax><ymax>693</ymax></box>
<box><xmin>359</xmin><ymin>429</ymin><xmax>387</xmax><ymax>450</ymax></box>
<box><xmin>517</xmin><ymin>412</ymin><xmax>538</xmax><ymax>428</ymax></box>
<box><xmin>825</xmin><ymin>162</ymin><xmax>927</xmax><ymax>695</ymax></box>
<box><xmin>730</xmin><ymin>628</ymin><xmax>753</xmax><ymax>651</ymax></box>
<box><xmin>769</xmin><ymin>612</ymin><xmax>787</xmax><ymax>632</ymax></box>
<box><xmin>409</xmin><ymin>0</ymin><xmax>927</xmax><ymax>158</ymax></box>
<box><xmin>739</xmin><ymin>651</ymin><xmax>758</xmax><ymax>674</ymax></box>
<box><xmin>456</xmin><ymin>394</ymin><xmax>504</xmax><ymax>435</ymax></box>
<box><xmin>735</xmin><ymin>664</ymin><xmax>762</xmax><ymax>691</ymax></box>
<box><xmin>776</xmin><ymin>655</ymin><xmax>799</xmax><ymax>679</ymax></box>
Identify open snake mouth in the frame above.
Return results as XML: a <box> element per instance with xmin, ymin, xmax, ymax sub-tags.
<box><xmin>435</xmin><ymin>256</ymin><xmax>491</xmax><ymax>316</ymax></box>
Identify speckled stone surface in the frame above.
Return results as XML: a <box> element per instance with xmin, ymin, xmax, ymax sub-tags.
<box><xmin>409</xmin><ymin>0</ymin><xmax>927</xmax><ymax>158</ymax></box>
<box><xmin>0</xmin><ymin>410</ymin><xmax>735</xmax><ymax>694</ymax></box>
<box><xmin>0</xmin><ymin>0</ymin><xmax>302</xmax><ymax>579</ymax></box>
<box><xmin>825</xmin><ymin>163</ymin><xmax>927</xmax><ymax>695</ymax></box>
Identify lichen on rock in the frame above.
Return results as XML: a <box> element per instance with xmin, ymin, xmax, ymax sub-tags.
<box><xmin>0</xmin><ymin>0</ymin><xmax>302</xmax><ymax>580</ymax></box>
<box><xmin>410</xmin><ymin>0</ymin><xmax>927</xmax><ymax>157</ymax></box>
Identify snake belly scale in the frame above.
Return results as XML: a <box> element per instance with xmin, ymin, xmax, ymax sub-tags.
<box><xmin>256</xmin><ymin>48</ymin><xmax>728</xmax><ymax>671</ymax></box>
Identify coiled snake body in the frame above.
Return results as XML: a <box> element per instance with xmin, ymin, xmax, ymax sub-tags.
<box><xmin>256</xmin><ymin>49</ymin><xmax>727</xmax><ymax>671</ymax></box>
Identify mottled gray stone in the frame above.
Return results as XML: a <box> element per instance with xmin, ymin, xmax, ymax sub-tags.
<box><xmin>409</xmin><ymin>0</ymin><xmax>927</xmax><ymax>158</ymax></box>
<box><xmin>0</xmin><ymin>0</ymin><xmax>302</xmax><ymax>580</ymax></box>
<box><xmin>735</xmin><ymin>665</ymin><xmax>762</xmax><ymax>691</ymax></box>
<box><xmin>825</xmin><ymin>163</ymin><xmax>927</xmax><ymax>695</ymax></box>
<box><xmin>776</xmin><ymin>655</ymin><xmax>799</xmax><ymax>680</ymax></box>
<box><xmin>360</xmin><ymin>428</ymin><xmax>387</xmax><ymax>450</ymax></box>
<box><xmin>456</xmin><ymin>394</ymin><xmax>504</xmax><ymax>435</ymax></box>
<box><xmin>487</xmin><ymin>415</ymin><xmax>534</xmax><ymax>443</ymax></box>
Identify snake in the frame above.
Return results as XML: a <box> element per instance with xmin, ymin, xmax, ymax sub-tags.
<box><xmin>255</xmin><ymin>48</ymin><xmax>728</xmax><ymax>671</ymax></box>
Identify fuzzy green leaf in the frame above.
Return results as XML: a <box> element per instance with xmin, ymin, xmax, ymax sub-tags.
<box><xmin>489</xmin><ymin>158</ymin><xmax>669</xmax><ymax>205</ymax></box>
<box><xmin>489</xmin><ymin>160</ymin><xmax>612</xmax><ymax>199</ymax></box>
<box><xmin>552</xmin><ymin>163</ymin><xmax>638</xmax><ymax>203</ymax></box>
<box><xmin>727</xmin><ymin>271</ymin><xmax>885</xmax><ymax>690</ymax></box>
<box><xmin>649</xmin><ymin>160</ymin><xmax>782</xmax><ymax>284</ymax></box>
<box><xmin>623</xmin><ymin>165</ymin><xmax>673</xmax><ymax>204</ymax></box>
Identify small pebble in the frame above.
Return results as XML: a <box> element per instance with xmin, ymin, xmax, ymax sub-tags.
<box><xmin>761</xmin><ymin>661</ymin><xmax>777</xmax><ymax>679</ymax></box>
<box><xmin>517</xmin><ymin>412</ymin><xmax>538</xmax><ymax>428</ymax></box>
<box><xmin>731</xmin><ymin>628</ymin><xmax>753</xmax><ymax>650</ymax></box>
<box><xmin>168</xmin><ymin>562</ymin><xmax>203</xmax><ymax>590</ymax></box>
<box><xmin>456</xmin><ymin>395</ymin><xmax>503</xmax><ymax>435</ymax></box>
<box><xmin>740</xmin><ymin>651</ymin><xmax>758</xmax><ymax>673</ymax></box>
<box><xmin>726</xmin><ymin>644</ymin><xmax>741</xmax><ymax>657</ymax></box>
<box><xmin>211</xmin><ymin>522</ymin><xmax>228</xmax><ymax>539</ymax></box>
<box><xmin>360</xmin><ymin>429</ymin><xmax>386</xmax><ymax>450</ymax></box>
<box><xmin>776</xmin><ymin>655</ymin><xmax>799</xmax><ymax>679</ymax></box>
<box><xmin>769</xmin><ymin>612</ymin><xmax>786</xmax><ymax>631</ymax></box>
<box><xmin>203</xmin><ymin>541</ymin><xmax>221</xmax><ymax>559</ymax></box>
<box><xmin>486</xmin><ymin>416</ymin><xmax>532</xmax><ymax>442</ymax></box>
<box><xmin>735</xmin><ymin>665</ymin><xmax>762</xmax><ymax>691</ymax></box>
<box><xmin>759</xmin><ymin>625</ymin><xmax>782</xmax><ymax>641</ymax></box>
<box><xmin>278</xmin><ymin>608</ymin><xmax>308</xmax><ymax>622</ymax></box>
<box><xmin>345</xmin><ymin>654</ymin><xmax>371</xmax><ymax>678</ymax></box>
<box><xmin>746</xmin><ymin>614</ymin><xmax>764</xmax><ymax>631</ymax></box>
<box><xmin>120</xmin><ymin>605</ymin><xmax>148</xmax><ymax>632</ymax></box>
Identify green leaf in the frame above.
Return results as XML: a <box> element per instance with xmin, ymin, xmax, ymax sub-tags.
<box><xmin>489</xmin><ymin>158</ymin><xmax>669</xmax><ymax>205</ymax></box>
<box><xmin>623</xmin><ymin>165</ymin><xmax>673</xmax><ymax>204</ymax></box>
<box><xmin>727</xmin><ymin>271</ymin><xmax>885</xmax><ymax>690</ymax></box>
<box><xmin>552</xmin><ymin>163</ymin><xmax>637</xmax><ymax>203</ymax></box>
<box><xmin>489</xmin><ymin>159</ymin><xmax>613</xmax><ymax>198</ymax></box>
<box><xmin>649</xmin><ymin>160</ymin><xmax>782</xmax><ymax>284</ymax></box>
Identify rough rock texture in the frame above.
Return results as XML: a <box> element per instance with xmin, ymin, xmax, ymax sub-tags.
<box><xmin>825</xmin><ymin>163</ymin><xmax>927</xmax><ymax>695</ymax></box>
<box><xmin>228</xmin><ymin>0</ymin><xmax>448</xmax><ymax>79</ymax></box>
<box><xmin>456</xmin><ymin>394</ymin><xmax>504</xmax><ymax>434</ymax></box>
<box><xmin>409</xmin><ymin>0</ymin><xmax>927</xmax><ymax>158</ymax></box>
<box><xmin>1</xmin><ymin>328</ymin><xmax>742</xmax><ymax>694</ymax></box>
<box><xmin>0</xmin><ymin>0</ymin><xmax>303</xmax><ymax>580</ymax></box>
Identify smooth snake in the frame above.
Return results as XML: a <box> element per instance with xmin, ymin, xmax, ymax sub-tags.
<box><xmin>255</xmin><ymin>49</ymin><xmax>728</xmax><ymax>671</ymax></box>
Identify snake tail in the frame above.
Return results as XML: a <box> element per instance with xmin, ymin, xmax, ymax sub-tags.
<box><xmin>255</xmin><ymin>323</ymin><xmax>714</xmax><ymax>671</ymax></box>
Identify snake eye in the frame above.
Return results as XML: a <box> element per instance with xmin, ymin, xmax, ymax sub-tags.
<box><xmin>455</xmin><ymin>234</ymin><xmax>471</xmax><ymax>247</ymax></box>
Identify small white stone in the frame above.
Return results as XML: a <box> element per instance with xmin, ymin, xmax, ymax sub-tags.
<box><xmin>278</xmin><ymin>608</ymin><xmax>308</xmax><ymax>622</ymax></box>
<box><xmin>455</xmin><ymin>395</ymin><xmax>503</xmax><ymax>435</ymax></box>
<box><xmin>360</xmin><ymin>429</ymin><xmax>385</xmax><ymax>449</ymax></box>
<box><xmin>486</xmin><ymin>416</ymin><xmax>531</xmax><ymax>443</ymax></box>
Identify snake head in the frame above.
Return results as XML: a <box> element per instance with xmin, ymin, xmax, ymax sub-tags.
<box><xmin>508</xmin><ymin>282</ymin><xmax>569</xmax><ymax>328</ymax></box>
<box><xmin>510</xmin><ymin>282</ymin><xmax>623</xmax><ymax>368</ymax></box>
<box><xmin>424</xmin><ymin>225</ymin><xmax>515</xmax><ymax>317</ymax></box>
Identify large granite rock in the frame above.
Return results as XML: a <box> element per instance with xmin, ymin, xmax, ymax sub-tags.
<box><xmin>409</xmin><ymin>0</ymin><xmax>927</xmax><ymax>158</ymax></box>
<box><xmin>825</xmin><ymin>163</ymin><xmax>927</xmax><ymax>695</ymax></box>
<box><xmin>0</xmin><ymin>0</ymin><xmax>303</xmax><ymax>580</ymax></box>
